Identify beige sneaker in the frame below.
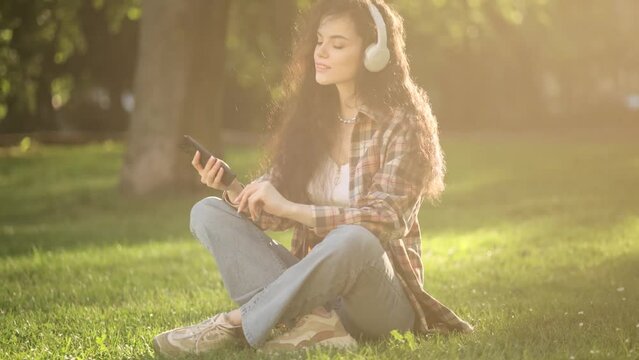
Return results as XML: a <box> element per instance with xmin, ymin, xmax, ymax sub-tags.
<box><xmin>152</xmin><ymin>313</ymin><xmax>245</xmax><ymax>358</ymax></box>
<box><xmin>259</xmin><ymin>309</ymin><xmax>358</xmax><ymax>353</ymax></box>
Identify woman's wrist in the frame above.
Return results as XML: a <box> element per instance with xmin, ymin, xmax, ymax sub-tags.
<box><xmin>225</xmin><ymin>180</ymin><xmax>244</xmax><ymax>204</ymax></box>
<box><xmin>282</xmin><ymin>202</ymin><xmax>315</xmax><ymax>228</ymax></box>
<box><xmin>281</xmin><ymin>201</ymin><xmax>298</xmax><ymax>218</ymax></box>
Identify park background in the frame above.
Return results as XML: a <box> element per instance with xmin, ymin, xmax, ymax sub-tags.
<box><xmin>1</xmin><ymin>0</ymin><xmax>638</xmax><ymax>359</ymax></box>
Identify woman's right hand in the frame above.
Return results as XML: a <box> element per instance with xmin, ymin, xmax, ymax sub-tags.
<box><xmin>191</xmin><ymin>150</ymin><xmax>229</xmax><ymax>191</ymax></box>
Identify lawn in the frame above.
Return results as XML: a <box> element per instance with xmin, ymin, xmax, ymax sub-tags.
<box><xmin>1</xmin><ymin>134</ymin><xmax>638</xmax><ymax>359</ymax></box>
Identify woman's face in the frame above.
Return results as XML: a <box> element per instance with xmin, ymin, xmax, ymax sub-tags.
<box><xmin>314</xmin><ymin>14</ymin><xmax>364</xmax><ymax>86</ymax></box>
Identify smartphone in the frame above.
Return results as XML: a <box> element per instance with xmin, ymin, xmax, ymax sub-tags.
<box><xmin>183</xmin><ymin>135</ymin><xmax>237</xmax><ymax>187</ymax></box>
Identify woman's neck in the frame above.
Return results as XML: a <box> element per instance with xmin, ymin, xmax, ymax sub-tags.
<box><xmin>336</xmin><ymin>82</ymin><xmax>361</xmax><ymax>118</ymax></box>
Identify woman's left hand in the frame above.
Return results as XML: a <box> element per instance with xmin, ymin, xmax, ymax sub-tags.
<box><xmin>235</xmin><ymin>181</ymin><xmax>292</xmax><ymax>221</ymax></box>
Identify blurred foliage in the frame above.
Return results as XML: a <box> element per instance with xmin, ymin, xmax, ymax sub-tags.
<box><xmin>0</xmin><ymin>0</ymin><xmax>637</xmax><ymax>134</ymax></box>
<box><xmin>223</xmin><ymin>0</ymin><xmax>298</xmax><ymax>131</ymax></box>
<box><xmin>394</xmin><ymin>0</ymin><xmax>638</xmax><ymax>130</ymax></box>
<box><xmin>0</xmin><ymin>0</ymin><xmax>139</xmax><ymax>132</ymax></box>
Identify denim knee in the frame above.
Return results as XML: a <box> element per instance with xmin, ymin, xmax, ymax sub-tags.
<box><xmin>189</xmin><ymin>196</ymin><xmax>234</xmax><ymax>236</ymax></box>
<box><xmin>315</xmin><ymin>224</ymin><xmax>385</xmax><ymax>263</ymax></box>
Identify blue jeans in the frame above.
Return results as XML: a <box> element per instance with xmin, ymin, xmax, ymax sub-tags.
<box><xmin>189</xmin><ymin>196</ymin><xmax>416</xmax><ymax>348</ymax></box>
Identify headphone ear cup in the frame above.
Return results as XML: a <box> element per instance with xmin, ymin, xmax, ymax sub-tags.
<box><xmin>364</xmin><ymin>44</ymin><xmax>390</xmax><ymax>72</ymax></box>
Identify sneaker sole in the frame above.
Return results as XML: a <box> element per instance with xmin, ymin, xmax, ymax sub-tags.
<box><xmin>152</xmin><ymin>337</ymin><xmax>178</xmax><ymax>359</ymax></box>
<box><xmin>153</xmin><ymin>333</ymin><xmax>246</xmax><ymax>358</ymax></box>
<box><xmin>315</xmin><ymin>334</ymin><xmax>358</xmax><ymax>350</ymax></box>
<box><xmin>153</xmin><ymin>338</ymin><xmax>191</xmax><ymax>360</ymax></box>
<box><xmin>258</xmin><ymin>334</ymin><xmax>358</xmax><ymax>353</ymax></box>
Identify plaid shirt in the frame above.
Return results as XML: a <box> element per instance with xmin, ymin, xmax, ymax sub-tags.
<box><xmin>222</xmin><ymin>103</ymin><xmax>474</xmax><ymax>334</ymax></box>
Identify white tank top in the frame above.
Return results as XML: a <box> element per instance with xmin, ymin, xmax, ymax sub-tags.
<box><xmin>306</xmin><ymin>156</ymin><xmax>349</xmax><ymax>207</ymax></box>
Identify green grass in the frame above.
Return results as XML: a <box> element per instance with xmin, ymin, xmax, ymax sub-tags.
<box><xmin>1</xmin><ymin>135</ymin><xmax>638</xmax><ymax>359</ymax></box>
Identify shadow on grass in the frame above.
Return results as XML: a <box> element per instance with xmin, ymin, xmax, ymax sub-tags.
<box><xmin>1</xmin><ymin>186</ymin><xmax>210</xmax><ymax>258</ymax></box>
<box><xmin>4</xmin><ymin>155</ymin><xmax>638</xmax><ymax>263</ymax></box>
<box><xmin>4</xmin><ymin>138</ymin><xmax>638</xmax><ymax>258</ymax></box>
<box><xmin>0</xmin><ymin>143</ymin><xmax>269</xmax><ymax>258</ymax></box>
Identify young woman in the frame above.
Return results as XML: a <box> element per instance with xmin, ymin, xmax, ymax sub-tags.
<box><xmin>153</xmin><ymin>0</ymin><xmax>473</xmax><ymax>357</ymax></box>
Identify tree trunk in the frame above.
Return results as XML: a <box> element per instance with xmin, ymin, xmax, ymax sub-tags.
<box><xmin>119</xmin><ymin>0</ymin><xmax>231</xmax><ymax>195</ymax></box>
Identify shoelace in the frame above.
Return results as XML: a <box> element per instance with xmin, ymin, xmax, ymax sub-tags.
<box><xmin>171</xmin><ymin>313</ymin><xmax>226</xmax><ymax>341</ymax></box>
<box><xmin>192</xmin><ymin>313</ymin><xmax>242</xmax><ymax>352</ymax></box>
<box><xmin>199</xmin><ymin>314</ymin><xmax>221</xmax><ymax>326</ymax></box>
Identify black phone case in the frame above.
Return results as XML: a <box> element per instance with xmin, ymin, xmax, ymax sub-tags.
<box><xmin>182</xmin><ymin>135</ymin><xmax>237</xmax><ymax>187</ymax></box>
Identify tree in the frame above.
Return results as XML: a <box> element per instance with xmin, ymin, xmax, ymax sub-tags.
<box><xmin>119</xmin><ymin>0</ymin><xmax>231</xmax><ymax>195</ymax></box>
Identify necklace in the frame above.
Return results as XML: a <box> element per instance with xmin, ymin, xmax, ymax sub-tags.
<box><xmin>338</xmin><ymin>110</ymin><xmax>359</xmax><ymax>124</ymax></box>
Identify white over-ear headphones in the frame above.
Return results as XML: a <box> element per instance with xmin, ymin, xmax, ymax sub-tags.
<box><xmin>364</xmin><ymin>3</ymin><xmax>390</xmax><ymax>72</ymax></box>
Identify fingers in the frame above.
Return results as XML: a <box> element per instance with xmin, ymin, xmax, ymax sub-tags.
<box><xmin>236</xmin><ymin>188</ymin><xmax>247</xmax><ymax>214</ymax></box>
<box><xmin>235</xmin><ymin>184</ymin><xmax>264</xmax><ymax>221</ymax></box>
<box><xmin>205</xmin><ymin>159</ymin><xmax>223</xmax><ymax>187</ymax></box>
<box><xmin>203</xmin><ymin>155</ymin><xmax>216</xmax><ymax>173</ymax></box>
<box><xmin>214</xmin><ymin>165</ymin><xmax>224</xmax><ymax>186</ymax></box>
<box><xmin>191</xmin><ymin>151</ymin><xmax>202</xmax><ymax>172</ymax></box>
<box><xmin>247</xmin><ymin>195</ymin><xmax>256</xmax><ymax>220</ymax></box>
<box><xmin>248</xmin><ymin>198</ymin><xmax>262</xmax><ymax>221</ymax></box>
<box><xmin>200</xmin><ymin>156</ymin><xmax>216</xmax><ymax>184</ymax></box>
<box><xmin>237</xmin><ymin>187</ymin><xmax>254</xmax><ymax>215</ymax></box>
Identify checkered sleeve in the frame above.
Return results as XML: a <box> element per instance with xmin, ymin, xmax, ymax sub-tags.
<box><xmin>308</xmin><ymin>125</ymin><xmax>425</xmax><ymax>244</ymax></box>
<box><xmin>222</xmin><ymin>170</ymin><xmax>297</xmax><ymax>232</ymax></box>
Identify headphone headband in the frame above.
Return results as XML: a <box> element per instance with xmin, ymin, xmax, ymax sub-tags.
<box><xmin>364</xmin><ymin>2</ymin><xmax>390</xmax><ymax>72</ymax></box>
<box><xmin>367</xmin><ymin>3</ymin><xmax>387</xmax><ymax>48</ymax></box>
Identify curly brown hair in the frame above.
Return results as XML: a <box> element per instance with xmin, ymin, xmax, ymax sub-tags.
<box><xmin>257</xmin><ymin>0</ymin><xmax>446</xmax><ymax>206</ymax></box>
